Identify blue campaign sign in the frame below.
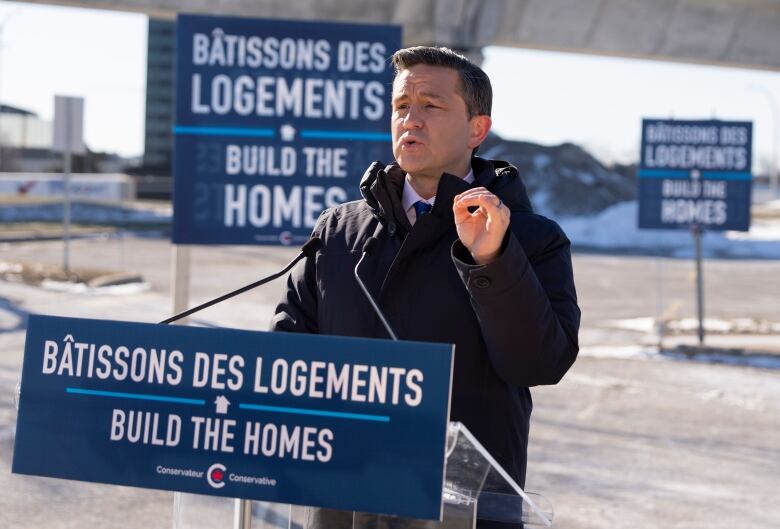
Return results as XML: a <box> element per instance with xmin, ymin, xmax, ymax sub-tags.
<box><xmin>13</xmin><ymin>315</ymin><xmax>453</xmax><ymax>520</ymax></box>
<box><xmin>638</xmin><ymin>119</ymin><xmax>753</xmax><ymax>231</ymax></box>
<box><xmin>173</xmin><ymin>14</ymin><xmax>401</xmax><ymax>245</ymax></box>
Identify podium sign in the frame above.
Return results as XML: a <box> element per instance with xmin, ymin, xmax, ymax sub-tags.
<box><xmin>13</xmin><ymin>316</ymin><xmax>453</xmax><ymax>520</ymax></box>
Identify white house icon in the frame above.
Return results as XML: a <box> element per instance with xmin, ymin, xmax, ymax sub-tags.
<box><xmin>214</xmin><ymin>395</ymin><xmax>231</xmax><ymax>414</ymax></box>
<box><xmin>280</xmin><ymin>124</ymin><xmax>296</xmax><ymax>142</ymax></box>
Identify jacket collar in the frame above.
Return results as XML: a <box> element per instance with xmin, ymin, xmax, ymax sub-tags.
<box><xmin>471</xmin><ymin>156</ymin><xmax>533</xmax><ymax>213</ymax></box>
<box><xmin>358</xmin><ymin>156</ymin><xmax>533</xmax><ymax>229</ymax></box>
<box><xmin>401</xmin><ymin>169</ymin><xmax>475</xmax><ymax>212</ymax></box>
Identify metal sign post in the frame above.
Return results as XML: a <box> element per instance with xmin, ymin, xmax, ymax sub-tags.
<box><xmin>692</xmin><ymin>224</ymin><xmax>705</xmax><ymax>347</ymax></box>
<box><xmin>655</xmin><ymin>244</ymin><xmax>664</xmax><ymax>352</ymax></box>
<box><xmin>63</xmin><ymin>147</ymin><xmax>72</xmax><ymax>275</ymax></box>
<box><xmin>638</xmin><ymin>119</ymin><xmax>753</xmax><ymax>350</ymax></box>
<box><xmin>170</xmin><ymin>245</ymin><xmax>191</xmax><ymax>320</ymax></box>
<box><xmin>233</xmin><ymin>499</ymin><xmax>252</xmax><ymax>529</ymax></box>
<box><xmin>169</xmin><ymin>244</ymin><xmax>191</xmax><ymax>526</ymax></box>
<box><xmin>52</xmin><ymin>95</ymin><xmax>86</xmax><ymax>277</ymax></box>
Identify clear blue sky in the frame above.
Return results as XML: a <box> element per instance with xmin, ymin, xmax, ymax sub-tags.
<box><xmin>2</xmin><ymin>1</ymin><xmax>779</xmax><ymax>172</ymax></box>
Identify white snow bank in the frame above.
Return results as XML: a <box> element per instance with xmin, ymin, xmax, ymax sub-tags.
<box><xmin>559</xmin><ymin>201</ymin><xmax>780</xmax><ymax>259</ymax></box>
<box><xmin>579</xmin><ymin>344</ymin><xmax>780</xmax><ymax>370</ymax></box>
<box><xmin>0</xmin><ymin>202</ymin><xmax>170</xmax><ymax>224</ymax></box>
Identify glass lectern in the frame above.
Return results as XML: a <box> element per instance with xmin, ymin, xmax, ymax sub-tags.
<box><xmin>173</xmin><ymin>422</ymin><xmax>553</xmax><ymax>528</ymax></box>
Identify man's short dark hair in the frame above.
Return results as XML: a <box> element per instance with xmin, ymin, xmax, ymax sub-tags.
<box><xmin>391</xmin><ymin>46</ymin><xmax>492</xmax><ymax>119</ymax></box>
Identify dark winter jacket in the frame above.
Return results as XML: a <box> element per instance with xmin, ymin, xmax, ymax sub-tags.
<box><xmin>270</xmin><ymin>156</ymin><xmax>580</xmax><ymax>504</ymax></box>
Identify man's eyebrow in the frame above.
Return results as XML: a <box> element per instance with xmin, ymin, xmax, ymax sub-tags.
<box><xmin>418</xmin><ymin>91</ymin><xmax>446</xmax><ymax>102</ymax></box>
<box><xmin>392</xmin><ymin>91</ymin><xmax>447</xmax><ymax>102</ymax></box>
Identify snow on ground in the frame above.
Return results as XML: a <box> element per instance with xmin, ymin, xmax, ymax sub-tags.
<box><xmin>579</xmin><ymin>344</ymin><xmax>780</xmax><ymax>370</ymax></box>
<box><xmin>607</xmin><ymin>316</ymin><xmax>780</xmax><ymax>334</ymax></box>
<box><xmin>558</xmin><ymin>201</ymin><xmax>780</xmax><ymax>258</ymax></box>
<box><xmin>0</xmin><ymin>201</ymin><xmax>170</xmax><ymax>224</ymax></box>
<box><xmin>757</xmin><ymin>198</ymin><xmax>780</xmax><ymax>212</ymax></box>
<box><xmin>40</xmin><ymin>279</ymin><xmax>151</xmax><ymax>295</ymax></box>
<box><xmin>2</xmin><ymin>200</ymin><xmax>779</xmax><ymax>258</ymax></box>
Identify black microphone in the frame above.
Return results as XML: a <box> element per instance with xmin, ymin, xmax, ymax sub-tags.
<box><xmin>354</xmin><ymin>236</ymin><xmax>398</xmax><ymax>341</ymax></box>
<box><xmin>159</xmin><ymin>237</ymin><xmax>322</xmax><ymax>325</ymax></box>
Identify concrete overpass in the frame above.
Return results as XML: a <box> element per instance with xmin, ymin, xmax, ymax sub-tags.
<box><xmin>14</xmin><ymin>0</ymin><xmax>780</xmax><ymax>71</ymax></box>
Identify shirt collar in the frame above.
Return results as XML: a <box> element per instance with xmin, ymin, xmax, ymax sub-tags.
<box><xmin>402</xmin><ymin>168</ymin><xmax>475</xmax><ymax>212</ymax></box>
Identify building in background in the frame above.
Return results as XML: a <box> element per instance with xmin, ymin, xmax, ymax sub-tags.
<box><xmin>0</xmin><ymin>103</ymin><xmax>56</xmax><ymax>172</ymax></box>
<box><xmin>0</xmin><ymin>102</ymin><xmax>139</xmax><ymax>174</ymax></box>
<box><xmin>0</xmin><ymin>104</ymin><xmax>52</xmax><ymax>149</ymax></box>
<box><xmin>142</xmin><ymin>18</ymin><xmax>175</xmax><ymax>176</ymax></box>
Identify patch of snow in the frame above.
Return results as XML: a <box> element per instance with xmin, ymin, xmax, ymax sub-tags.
<box><xmin>0</xmin><ymin>202</ymin><xmax>170</xmax><ymax>224</ymax></box>
<box><xmin>576</xmin><ymin>171</ymin><xmax>596</xmax><ymax>185</ymax></box>
<box><xmin>0</xmin><ymin>424</ymin><xmax>15</xmax><ymax>443</ymax></box>
<box><xmin>41</xmin><ymin>280</ymin><xmax>151</xmax><ymax>295</ymax></box>
<box><xmin>579</xmin><ymin>345</ymin><xmax>658</xmax><ymax>359</ymax></box>
<box><xmin>669</xmin><ymin>318</ymin><xmax>732</xmax><ymax>334</ymax></box>
<box><xmin>726</xmin><ymin>223</ymin><xmax>780</xmax><ymax>241</ymax></box>
<box><xmin>759</xmin><ymin>198</ymin><xmax>780</xmax><ymax>211</ymax></box>
<box><xmin>606</xmin><ymin>317</ymin><xmax>655</xmax><ymax>333</ymax></box>
<box><xmin>0</xmin><ymin>308</ymin><xmax>22</xmax><ymax>331</ymax></box>
<box><xmin>606</xmin><ymin>316</ymin><xmax>780</xmax><ymax>335</ymax></box>
<box><xmin>558</xmin><ymin>201</ymin><xmax>780</xmax><ymax>259</ymax></box>
<box><xmin>580</xmin><ymin>344</ymin><xmax>780</xmax><ymax>370</ymax></box>
<box><xmin>531</xmin><ymin>190</ymin><xmax>552</xmax><ymax>216</ymax></box>
<box><xmin>661</xmin><ymin>350</ymin><xmax>780</xmax><ymax>370</ymax></box>
<box><xmin>565</xmin><ymin>372</ymin><xmax>634</xmax><ymax>389</ymax></box>
<box><xmin>532</xmin><ymin>154</ymin><xmax>551</xmax><ymax>170</ymax></box>
<box><xmin>697</xmin><ymin>388</ymin><xmax>767</xmax><ymax>411</ymax></box>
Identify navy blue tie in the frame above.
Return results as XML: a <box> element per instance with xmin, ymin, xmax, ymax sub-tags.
<box><xmin>413</xmin><ymin>200</ymin><xmax>433</xmax><ymax>219</ymax></box>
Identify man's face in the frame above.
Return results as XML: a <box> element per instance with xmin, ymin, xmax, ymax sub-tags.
<box><xmin>391</xmin><ymin>64</ymin><xmax>482</xmax><ymax>179</ymax></box>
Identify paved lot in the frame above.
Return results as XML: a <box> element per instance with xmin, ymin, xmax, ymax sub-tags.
<box><xmin>0</xmin><ymin>236</ymin><xmax>778</xmax><ymax>528</ymax></box>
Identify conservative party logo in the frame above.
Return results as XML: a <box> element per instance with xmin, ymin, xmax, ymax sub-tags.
<box><xmin>278</xmin><ymin>231</ymin><xmax>293</xmax><ymax>245</ymax></box>
<box><xmin>206</xmin><ymin>463</ymin><xmax>227</xmax><ymax>489</ymax></box>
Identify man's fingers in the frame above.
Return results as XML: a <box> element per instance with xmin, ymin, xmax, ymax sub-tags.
<box><xmin>453</xmin><ymin>192</ymin><xmax>490</xmax><ymax>213</ymax></box>
<box><xmin>455</xmin><ymin>191</ymin><xmax>495</xmax><ymax>205</ymax></box>
<box><xmin>454</xmin><ymin>188</ymin><xmax>494</xmax><ymax>209</ymax></box>
<box><xmin>456</xmin><ymin>193</ymin><xmax>504</xmax><ymax>214</ymax></box>
<box><xmin>455</xmin><ymin>187</ymin><xmax>489</xmax><ymax>200</ymax></box>
<box><xmin>453</xmin><ymin>196</ymin><xmax>478</xmax><ymax>223</ymax></box>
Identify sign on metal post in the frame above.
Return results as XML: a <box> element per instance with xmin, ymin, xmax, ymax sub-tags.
<box><xmin>52</xmin><ymin>95</ymin><xmax>86</xmax><ymax>276</ymax></box>
<box><xmin>53</xmin><ymin>96</ymin><xmax>86</xmax><ymax>155</ymax></box>
<box><xmin>638</xmin><ymin>119</ymin><xmax>753</xmax><ymax>346</ymax></box>
<box><xmin>172</xmin><ymin>14</ymin><xmax>401</xmax><ymax>245</ymax></box>
<box><xmin>13</xmin><ymin>315</ymin><xmax>453</xmax><ymax>520</ymax></box>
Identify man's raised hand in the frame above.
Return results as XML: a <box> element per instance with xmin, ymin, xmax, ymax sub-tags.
<box><xmin>453</xmin><ymin>187</ymin><xmax>510</xmax><ymax>265</ymax></box>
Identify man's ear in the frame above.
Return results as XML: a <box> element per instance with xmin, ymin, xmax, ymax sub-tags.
<box><xmin>468</xmin><ymin>115</ymin><xmax>492</xmax><ymax>150</ymax></box>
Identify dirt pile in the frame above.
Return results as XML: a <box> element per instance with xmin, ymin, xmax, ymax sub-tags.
<box><xmin>480</xmin><ymin>134</ymin><xmax>636</xmax><ymax>217</ymax></box>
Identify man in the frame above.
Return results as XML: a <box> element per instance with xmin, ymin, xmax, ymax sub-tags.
<box><xmin>271</xmin><ymin>46</ymin><xmax>580</xmax><ymax>526</ymax></box>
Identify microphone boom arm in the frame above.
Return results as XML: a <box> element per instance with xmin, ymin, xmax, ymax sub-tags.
<box><xmin>354</xmin><ymin>251</ymin><xmax>398</xmax><ymax>341</ymax></box>
<box><xmin>159</xmin><ymin>238</ymin><xmax>321</xmax><ymax>325</ymax></box>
